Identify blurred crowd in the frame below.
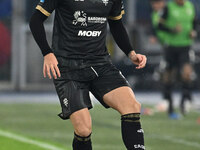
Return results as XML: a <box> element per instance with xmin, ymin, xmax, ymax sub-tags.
<box><xmin>0</xmin><ymin>0</ymin><xmax>11</xmax><ymax>80</ymax></box>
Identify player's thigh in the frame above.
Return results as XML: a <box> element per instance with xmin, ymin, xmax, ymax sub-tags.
<box><xmin>90</xmin><ymin>64</ymin><xmax>140</xmax><ymax>114</ymax></box>
<box><xmin>162</xmin><ymin>70</ymin><xmax>171</xmax><ymax>83</ymax></box>
<box><xmin>103</xmin><ymin>86</ymin><xmax>141</xmax><ymax>115</ymax></box>
<box><xmin>70</xmin><ymin>108</ymin><xmax>92</xmax><ymax>137</ymax></box>
<box><xmin>162</xmin><ymin>68</ymin><xmax>177</xmax><ymax>83</ymax></box>
<box><xmin>90</xmin><ymin>64</ymin><xmax>130</xmax><ymax>108</ymax></box>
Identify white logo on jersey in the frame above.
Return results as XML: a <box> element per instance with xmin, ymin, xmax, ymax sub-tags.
<box><xmin>63</xmin><ymin>98</ymin><xmax>69</xmax><ymax>107</ymax></box>
<box><xmin>73</xmin><ymin>11</ymin><xmax>87</xmax><ymax>26</ymax></box>
<box><xmin>78</xmin><ymin>30</ymin><xmax>102</xmax><ymax>37</ymax></box>
<box><xmin>102</xmin><ymin>0</ymin><xmax>109</xmax><ymax>6</ymax></box>
<box><xmin>88</xmin><ymin>17</ymin><xmax>107</xmax><ymax>24</ymax></box>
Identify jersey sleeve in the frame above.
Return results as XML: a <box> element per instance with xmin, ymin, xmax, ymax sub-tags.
<box><xmin>161</xmin><ymin>6</ymin><xmax>169</xmax><ymax>20</ymax></box>
<box><xmin>108</xmin><ymin>0</ymin><xmax>125</xmax><ymax>20</ymax></box>
<box><xmin>36</xmin><ymin>0</ymin><xmax>59</xmax><ymax>17</ymax></box>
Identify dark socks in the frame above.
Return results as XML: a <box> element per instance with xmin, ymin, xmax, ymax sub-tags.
<box><xmin>181</xmin><ymin>81</ymin><xmax>192</xmax><ymax>101</ymax></box>
<box><xmin>121</xmin><ymin>113</ymin><xmax>145</xmax><ymax>150</ymax></box>
<box><xmin>163</xmin><ymin>83</ymin><xmax>173</xmax><ymax>114</ymax></box>
<box><xmin>72</xmin><ymin>132</ymin><xmax>92</xmax><ymax>150</ymax></box>
<box><xmin>180</xmin><ymin>81</ymin><xmax>192</xmax><ymax>114</ymax></box>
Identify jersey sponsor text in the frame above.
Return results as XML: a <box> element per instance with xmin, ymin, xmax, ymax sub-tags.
<box><xmin>88</xmin><ymin>17</ymin><xmax>107</xmax><ymax>24</ymax></box>
<box><xmin>78</xmin><ymin>30</ymin><xmax>102</xmax><ymax>37</ymax></box>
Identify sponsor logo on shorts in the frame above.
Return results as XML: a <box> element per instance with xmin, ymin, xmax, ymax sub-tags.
<box><xmin>63</xmin><ymin>98</ymin><xmax>69</xmax><ymax>107</ymax></box>
<box><xmin>78</xmin><ymin>30</ymin><xmax>102</xmax><ymax>37</ymax></box>
<box><xmin>137</xmin><ymin>129</ymin><xmax>144</xmax><ymax>133</ymax></box>
<box><xmin>134</xmin><ymin>144</ymin><xmax>145</xmax><ymax>149</ymax></box>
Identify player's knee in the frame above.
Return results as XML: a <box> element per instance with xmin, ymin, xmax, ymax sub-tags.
<box><xmin>162</xmin><ymin>70</ymin><xmax>174</xmax><ymax>83</ymax></box>
<box><xmin>132</xmin><ymin>101</ymin><xmax>141</xmax><ymax>112</ymax></box>
<box><xmin>122</xmin><ymin>100</ymin><xmax>141</xmax><ymax>114</ymax></box>
<box><xmin>182</xmin><ymin>64</ymin><xmax>193</xmax><ymax>81</ymax></box>
<box><xmin>75</xmin><ymin>125</ymin><xmax>92</xmax><ymax>137</ymax></box>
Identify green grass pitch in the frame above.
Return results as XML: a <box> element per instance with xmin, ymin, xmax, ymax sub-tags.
<box><xmin>0</xmin><ymin>135</ymin><xmax>47</xmax><ymax>150</ymax></box>
<box><xmin>0</xmin><ymin>103</ymin><xmax>199</xmax><ymax>150</ymax></box>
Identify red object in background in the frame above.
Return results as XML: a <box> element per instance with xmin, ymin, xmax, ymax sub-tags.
<box><xmin>197</xmin><ymin>117</ymin><xmax>200</xmax><ymax>125</ymax></box>
<box><xmin>0</xmin><ymin>21</ymin><xmax>11</xmax><ymax>66</ymax></box>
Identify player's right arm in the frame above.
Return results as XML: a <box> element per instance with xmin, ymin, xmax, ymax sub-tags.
<box><xmin>29</xmin><ymin>0</ymin><xmax>60</xmax><ymax>79</ymax></box>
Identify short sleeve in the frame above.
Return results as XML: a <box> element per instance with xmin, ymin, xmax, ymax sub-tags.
<box><xmin>108</xmin><ymin>0</ymin><xmax>125</xmax><ymax>20</ymax></box>
<box><xmin>36</xmin><ymin>0</ymin><xmax>59</xmax><ymax>17</ymax></box>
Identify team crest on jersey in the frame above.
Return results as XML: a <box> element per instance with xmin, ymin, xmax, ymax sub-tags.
<box><xmin>102</xmin><ymin>0</ymin><xmax>109</xmax><ymax>6</ymax></box>
<box><xmin>73</xmin><ymin>11</ymin><xmax>87</xmax><ymax>26</ymax></box>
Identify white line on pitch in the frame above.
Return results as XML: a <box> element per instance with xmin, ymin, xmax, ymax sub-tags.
<box><xmin>150</xmin><ymin>134</ymin><xmax>200</xmax><ymax>148</ymax></box>
<box><xmin>0</xmin><ymin>129</ymin><xmax>65</xmax><ymax>150</ymax></box>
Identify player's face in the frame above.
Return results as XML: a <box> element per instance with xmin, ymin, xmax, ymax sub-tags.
<box><xmin>175</xmin><ymin>0</ymin><xmax>185</xmax><ymax>5</ymax></box>
<box><xmin>151</xmin><ymin>1</ymin><xmax>165</xmax><ymax>11</ymax></box>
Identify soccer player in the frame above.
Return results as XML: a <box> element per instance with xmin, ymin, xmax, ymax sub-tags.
<box><xmin>157</xmin><ymin>0</ymin><xmax>197</xmax><ymax>117</ymax></box>
<box><xmin>29</xmin><ymin>0</ymin><xmax>147</xmax><ymax>149</ymax></box>
<box><xmin>150</xmin><ymin>0</ymin><xmax>172</xmax><ymax>114</ymax></box>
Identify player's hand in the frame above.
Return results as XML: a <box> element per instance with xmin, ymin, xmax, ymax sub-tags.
<box><xmin>149</xmin><ymin>36</ymin><xmax>158</xmax><ymax>44</ymax></box>
<box><xmin>129</xmin><ymin>51</ymin><xmax>147</xmax><ymax>69</ymax></box>
<box><xmin>43</xmin><ymin>53</ymin><xmax>61</xmax><ymax>79</ymax></box>
<box><xmin>173</xmin><ymin>24</ymin><xmax>182</xmax><ymax>33</ymax></box>
<box><xmin>190</xmin><ymin>30</ymin><xmax>197</xmax><ymax>39</ymax></box>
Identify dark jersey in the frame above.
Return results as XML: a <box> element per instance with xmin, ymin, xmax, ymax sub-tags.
<box><xmin>36</xmin><ymin>0</ymin><xmax>124</xmax><ymax>60</ymax></box>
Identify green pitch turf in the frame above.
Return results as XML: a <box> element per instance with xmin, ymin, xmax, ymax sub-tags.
<box><xmin>0</xmin><ymin>103</ymin><xmax>199</xmax><ymax>150</ymax></box>
<box><xmin>0</xmin><ymin>135</ymin><xmax>47</xmax><ymax>150</ymax></box>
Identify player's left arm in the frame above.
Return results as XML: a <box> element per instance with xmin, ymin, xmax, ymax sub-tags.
<box><xmin>190</xmin><ymin>17</ymin><xmax>198</xmax><ymax>38</ymax></box>
<box><xmin>190</xmin><ymin>7</ymin><xmax>198</xmax><ymax>39</ymax></box>
<box><xmin>108</xmin><ymin>19</ymin><xmax>147</xmax><ymax>69</ymax></box>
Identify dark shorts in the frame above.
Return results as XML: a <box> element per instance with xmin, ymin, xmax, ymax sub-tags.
<box><xmin>53</xmin><ymin>57</ymin><xmax>130</xmax><ymax>120</ymax></box>
<box><xmin>164</xmin><ymin>46</ymin><xmax>191</xmax><ymax>70</ymax></box>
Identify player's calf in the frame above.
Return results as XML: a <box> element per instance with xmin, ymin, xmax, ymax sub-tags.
<box><xmin>121</xmin><ymin>113</ymin><xmax>145</xmax><ymax>150</ymax></box>
<box><xmin>70</xmin><ymin>108</ymin><xmax>92</xmax><ymax>150</ymax></box>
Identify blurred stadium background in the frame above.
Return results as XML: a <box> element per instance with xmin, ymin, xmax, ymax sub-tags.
<box><xmin>0</xmin><ymin>0</ymin><xmax>200</xmax><ymax>150</ymax></box>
